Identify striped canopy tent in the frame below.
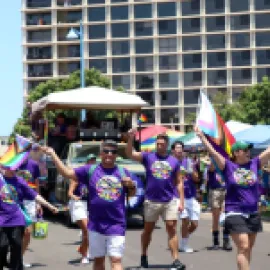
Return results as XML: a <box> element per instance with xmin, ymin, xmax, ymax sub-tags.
<box><xmin>141</xmin><ymin>129</ymin><xmax>184</xmax><ymax>152</ymax></box>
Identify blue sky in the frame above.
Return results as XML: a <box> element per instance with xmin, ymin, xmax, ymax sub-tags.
<box><xmin>0</xmin><ymin>2</ymin><xmax>22</xmax><ymax>136</ymax></box>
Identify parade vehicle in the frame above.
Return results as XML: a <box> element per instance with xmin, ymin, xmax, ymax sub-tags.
<box><xmin>31</xmin><ymin>86</ymin><xmax>148</xmax><ymax>225</ymax></box>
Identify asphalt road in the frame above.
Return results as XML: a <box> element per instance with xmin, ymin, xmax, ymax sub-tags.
<box><xmin>23</xmin><ymin>213</ymin><xmax>270</xmax><ymax>270</ymax></box>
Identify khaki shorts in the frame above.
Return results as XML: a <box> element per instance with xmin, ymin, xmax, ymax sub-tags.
<box><xmin>144</xmin><ymin>198</ymin><xmax>178</xmax><ymax>222</ymax></box>
<box><xmin>209</xmin><ymin>188</ymin><xmax>226</xmax><ymax>209</ymax></box>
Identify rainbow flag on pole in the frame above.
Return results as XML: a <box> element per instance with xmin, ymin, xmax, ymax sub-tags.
<box><xmin>196</xmin><ymin>91</ymin><xmax>236</xmax><ymax>158</ymax></box>
<box><xmin>0</xmin><ymin>135</ymin><xmax>32</xmax><ymax>170</ymax></box>
<box><xmin>138</xmin><ymin>114</ymin><xmax>148</xmax><ymax>125</ymax></box>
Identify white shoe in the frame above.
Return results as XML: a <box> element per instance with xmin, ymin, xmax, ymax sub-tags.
<box><xmin>179</xmin><ymin>246</ymin><xmax>194</xmax><ymax>253</ymax></box>
<box><xmin>23</xmin><ymin>262</ymin><xmax>32</xmax><ymax>268</ymax></box>
<box><xmin>81</xmin><ymin>257</ymin><xmax>90</xmax><ymax>264</ymax></box>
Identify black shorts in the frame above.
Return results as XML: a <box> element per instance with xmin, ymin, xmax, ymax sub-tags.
<box><xmin>225</xmin><ymin>214</ymin><xmax>263</xmax><ymax>234</ymax></box>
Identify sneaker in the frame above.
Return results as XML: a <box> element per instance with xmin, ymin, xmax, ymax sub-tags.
<box><xmin>171</xmin><ymin>259</ymin><xmax>186</xmax><ymax>270</ymax></box>
<box><xmin>140</xmin><ymin>255</ymin><xmax>148</xmax><ymax>268</ymax></box>
<box><xmin>223</xmin><ymin>240</ymin><xmax>232</xmax><ymax>251</ymax></box>
<box><xmin>23</xmin><ymin>262</ymin><xmax>32</xmax><ymax>268</ymax></box>
<box><xmin>179</xmin><ymin>246</ymin><xmax>194</xmax><ymax>253</ymax></box>
<box><xmin>208</xmin><ymin>244</ymin><xmax>220</xmax><ymax>250</ymax></box>
<box><xmin>81</xmin><ymin>257</ymin><xmax>90</xmax><ymax>264</ymax></box>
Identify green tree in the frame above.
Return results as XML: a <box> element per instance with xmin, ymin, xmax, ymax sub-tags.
<box><xmin>10</xmin><ymin>68</ymin><xmax>123</xmax><ymax>141</ymax></box>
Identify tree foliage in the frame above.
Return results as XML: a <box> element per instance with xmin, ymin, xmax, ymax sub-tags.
<box><xmin>9</xmin><ymin>69</ymin><xmax>120</xmax><ymax>142</ymax></box>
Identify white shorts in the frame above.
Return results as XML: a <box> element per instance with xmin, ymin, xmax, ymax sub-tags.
<box><xmin>69</xmin><ymin>200</ymin><xmax>88</xmax><ymax>223</ymax></box>
<box><xmin>23</xmin><ymin>200</ymin><xmax>37</xmax><ymax>223</ymax></box>
<box><xmin>179</xmin><ymin>198</ymin><xmax>201</xmax><ymax>221</ymax></box>
<box><xmin>89</xmin><ymin>231</ymin><xmax>125</xmax><ymax>258</ymax></box>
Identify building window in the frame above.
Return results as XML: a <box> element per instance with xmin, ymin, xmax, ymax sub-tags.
<box><xmin>182</xmin><ymin>18</ymin><xmax>201</xmax><ymax>33</ymax></box>
<box><xmin>111</xmin><ymin>0</ymin><xmax>128</xmax><ymax>2</ymax></box>
<box><xmin>159</xmin><ymin>90</ymin><xmax>179</xmax><ymax>106</ymax></box>
<box><xmin>111</xmin><ymin>6</ymin><xmax>129</xmax><ymax>20</ymax></box>
<box><xmin>89</xmin><ymin>25</ymin><xmax>106</xmax><ymax>39</ymax></box>
<box><xmin>206</xmin><ymin>0</ymin><xmax>225</xmax><ymax>14</ymax></box>
<box><xmin>27</xmin><ymin>30</ymin><xmax>51</xmax><ymax>43</ymax></box>
<box><xmin>206</xmin><ymin>16</ymin><xmax>225</xmax><ymax>32</ymax></box>
<box><xmin>112</xmin><ymin>75</ymin><xmax>130</xmax><ymax>89</ymax></box>
<box><xmin>184</xmin><ymin>89</ymin><xmax>200</xmax><ymax>105</ymax></box>
<box><xmin>89</xmin><ymin>42</ymin><xmax>107</xmax><ymax>56</ymax></box>
<box><xmin>66</xmin><ymin>11</ymin><xmax>82</xmax><ymax>23</ymax></box>
<box><xmin>134</xmin><ymin>4</ymin><xmax>152</xmax><ymax>19</ymax></box>
<box><xmin>111</xmin><ymin>23</ymin><xmax>129</xmax><ymax>37</ymax></box>
<box><xmin>158</xmin><ymin>20</ymin><xmax>177</xmax><ymax>35</ymax></box>
<box><xmin>256</xmin><ymin>50</ymin><xmax>270</xmax><ymax>65</ymax></box>
<box><xmin>257</xmin><ymin>68</ymin><xmax>270</xmax><ymax>82</ymax></box>
<box><xmin>27</xmin><ymin>47</ymin><xmax>52</xmax><ymax>59</ymax></box>
<box><xmin>139</xmin><ymin>109</ymin><xmax>155</xmax><ymax>124</ymax></box>
<box><xmin>68</xmin><ymin>62</ymin><xmax>80</xmax><ymax>74</ymax></box>
<box><xmin>231</xmin><ymin>15</ymin><xmax>250</xmax><ymax>30</ymax></box>
<box><xmin>159</xmin><ymin>38</ymin><xmax>177</xmax><ymax>52</ymax></box>
<box><xmin>207</xmin><ymin>52</ymin><xmax>226</xmax><ymax>68</ymax></box>
<box><xmin>231</xmin><ymin>33</ymin><xmax>250</xmax><ymax>48</ymax></box>
<box><xmin>135</xmin><ymin>39</ymin><xmax>153</xmax><ymax>54</ymax></box>
<box><xmin>89</xmin><ymin>59</ymin><xmax>107</xmax><ymax>73</ymax></box>
<box><xmin>161</xmin><ymin>108</ymin><xmax>179</xmax><ymax>124</ymax></box>
<box><xmin>230</xmin><ymin>0</ymin><xmax>249</xmax><ymax>12</ymax></box>
<box><xmin>28</xmin><ymin>63</ymin><xmax>53</xmax><ymax>77</ymax></box>
<box><xmin>184</xmin><ymin>71</ymin><xmax>202</xmax><ymax>87</ymax></box>
<box><xmin>232</xmin><ymin>88</ymin><xmax>244</xmax><ymax>101</ymax></box>
<box><xmin>255</xmin><ymin>13</ymin><xmax>270</xmax><ymax>29</ymax></box>
<box><xmin>136</xmin><ymin>74</ymin><xmax>155</xmax><ymax>89</ymax></box>
<box><xmin>88</xmin><ymin>0</ymin><xmax>105</xmax><ymax>3</ymax></box>
<box><xmin>208</xmin><ymin>70</ymin><xmax>227</xmax><ymax>86</ymax></box>
<box><xmin>182</xmin><ymin>36</ymin><xmax>201</xmax><ymax>51</ymax></box>
<box><xmin>181</xmin><ymin>0</ymin><xmax>200</xmax><ymax>16</ymax></box>
<box><xmin>256</xmin><ymin>32</ymin><xmax>270</xmax><ymax>47</ymax></box>
<box><xmin>66</xmin><ymin>45</ymin><xmax>80</xmax><ymax>58</ymax></box>
<box><xmin>26</xmin><ymin>13</ymin><xmax>51</xmax><ymax>25</ymax></box>
<box><xmin>27</xmin><ymin>0</ymin><xmax>51</xmax><ymax>8</ymax></box>
<box><xmin>183</xmin><ymin>54</ymin><xmax>202</xmax><ymax>69</ymax></box>
<box><xmin>255</xmin><ymin>0</ymin><xmax>270</xmax><ymax>10</ymax></box>
<box><xmin>159</xmin><ymin>73</ymin><xmax>178</xmax><ymax>88</ymax></box>
<box><xmin>232</xmin><ymin>69</ymin><xmax>252</xmax><ymax>84</ymax></box>
<box><xmin>206</xmin><ymin>34</ymin><xmax>225</xmax><ymax>50</ymax></box>
<box><xmin>159</xmin><ymin>55</ymin><xmax>178</xmax><ymax>70</ymax></box>
<box><xmin>136</xmin><ymin>91</ymin><xmax>155</xmax><ymax>106</ymax></box>
<box><xmin>157</xmin><ymin>2</ymin><xmax>176</xmax><ymax>17</ymax></box>
<box><xmin>135</xmin><ymin>22</ymin><xmax>153</xmax><ymax>37</ymax></box>
<box><xmin>136</xmin><ymin>57</ymin><xmax>153</xmax><ymax>71</ymax></box>
<box><xmin>112</xmin><ymin>57</ymin><xmax>130</xmax><ymax>73</ymax></box>
<box><xmin>112</xmin><ymin>41</ymin><xmax>129</xmax><ymax>55</ymax></box>
<box><xmin>232</xmin><ymin>51</ymin><xmax>251</xmax><ymax>66</ymax></box>
<box><xmin>28</xmin><ymin>81</ymin><xmax>46</xmax><ymax>92</ymax></box>
<box><xmin>88</xmin><ymin>7</ymin><xmax>105</xmax><ymax>22</ymax></box>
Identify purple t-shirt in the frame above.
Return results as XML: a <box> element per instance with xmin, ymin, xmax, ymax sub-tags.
<box><xmin>73</xmin><ymin>183</ymin><xmax>88</xmax><ymax>201</ymax></box>
<box><xmin>207</xmin><ymin>169</ymin><xmax>225</xmax><ymax>189</ymax></box>
<box><xmin>0</xmin><ymin>175</ymin><xmax>37</xmax><ymax>227</ymax></box>
<box><xmin>75</xmin><ymin>164</ymin><xmax>131</xmax><ymax>236</ymax></box>
<box><xmin>142</xmin><ymin>152</ymin><xmax>179</xmax><ymax>202</ymax></box>
<box><xmin>223</xmin><ymin>158</ymin><xmax>260</xmax><ymax>214</ymax></box>
<box><xmin>17</xmin><ymin>159</ymin><xmax>40</xmax><ymax>188</ymax></box>
<box><xmin>179</xmin><ymin>158</ymin><xmax>197</xmax><ymax>199</ymax></box>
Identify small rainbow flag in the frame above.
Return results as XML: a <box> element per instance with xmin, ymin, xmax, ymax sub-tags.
<box><xmin>138</xmin><ymin>114</ymin><xmax>148</xmax><ymax>124</ymax></box>
<box><xmin>196</xmin><ymin>91</ymin><xmax>236</xmax><ymax>158</ymax></box>
<box><xmin>0</xmin><ymin>135</ymin><xmax>32</xmax><ymax>170</ymax></box>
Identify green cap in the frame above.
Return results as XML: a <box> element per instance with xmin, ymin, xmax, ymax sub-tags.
<box><xmin>86</xmin><ymin>153</ymin><xmax>97</xmax><ymax>160</ymax></box>
<box><xmin>231</xmin><ymin>141</ymin><xmax>252</xmax><ymax>152</ymax></box>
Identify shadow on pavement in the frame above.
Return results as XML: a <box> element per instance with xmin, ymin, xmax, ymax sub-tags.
<box><xmin>125</xmin><ymin>265</ymin><xmax>172</xmax><ymax>269</ymax></box>
<box><xmin>29</xmin><ymin>263</ymin><xmax>47</xmax><ymax>268</ymax></box>
<box><xmin>68</xmin><ymin>258</ymin><xmax>92</xmax><ymax>267</ymax></box>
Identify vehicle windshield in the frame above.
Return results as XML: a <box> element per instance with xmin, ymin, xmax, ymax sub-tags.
<box><xmin>69</xmin><ymin>143</ymin><xmax>135</xmax><ymax>164</ymax></box>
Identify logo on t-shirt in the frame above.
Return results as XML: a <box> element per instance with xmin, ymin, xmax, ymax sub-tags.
<box><xmin>0</xmin><ymin>184</ymin><xmax>17</xmax><ymax>204</ymax></box>
<box><xmin>16</xmin><ymin>170</ymin><xmax>32</xmax><ymax>183</ymax></box>
<box><xmin>233</xmin><ymin>168</ymin><xmax>257</xmax><ymax>188</ymax></box>
<box><xmin>96</xmin><ymin>175</ymin><xmax>123</xmax><ymax>202</ymax></box>
<box><xmin>151</xmin><ymin>160</ymin><xmax>172</xmax><ymax>179</ymax></box>
<box><xmin>81</xmin><ymin>186</ymin><xmax>88</xmax><ymax>197</ymax></box>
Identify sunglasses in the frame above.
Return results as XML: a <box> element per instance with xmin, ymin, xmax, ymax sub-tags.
<box><xmin>103</xmin><ymin>149</ymin><xmax>117</xmax><ymax>155</ymax></box>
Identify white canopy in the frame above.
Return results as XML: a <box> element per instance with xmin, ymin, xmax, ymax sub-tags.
<box><xmin>31</xmin><ymin>86</ymin><xmax>149</xmax><ymax>113</ymax></box>
<box><xmin>225</xmin><ymin>120</ymin><xmax>252</xmax><ymax>134</ymax></box>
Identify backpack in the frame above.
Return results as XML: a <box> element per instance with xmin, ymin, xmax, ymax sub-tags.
<box><xmin>87</xmin><ymin>164</ymin><xmax>130</xmax><ymax>209</ymax></box>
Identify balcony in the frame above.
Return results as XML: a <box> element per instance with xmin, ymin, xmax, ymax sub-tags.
<box><xmin>28</xmin><ymin>64</ymin><xmax>53</xmax><ymax>77</ymax></box>
<box><xmin>57</xmin><ymin>11</ymin><xmax>82</xmax><ymax>24</ymax></box>
<box><xmin>26</xmin><ymin>14</ymin><xmax>51</xmax><ymax>26</ymax></box>
<box><xmin>57</xmin><ymin>0</ymin><xmax>82</xmax><ymax>7</ymax></box>
<box><xmin>59</xmin><ymin>62</ymin><xmax>80</xmax><ymax>75</ymax></box>
<box><xmin>27</xmin><ymin>30</ymin><xmax>52</xmax><ymax>43</ymax></box>
<box><xmin>27</xmin><ymin>0</ymin><xmax>51</xmax><ymax>8</ymax></box>
<box><xmin>27</xmin><ymin>47</ymin><xmax>52</xmax><ymax>60</ymax></box>
<box><xmin>58</xmin><ymin>45</ymin><xmax>80</xmax><ymax>58</ymax></box>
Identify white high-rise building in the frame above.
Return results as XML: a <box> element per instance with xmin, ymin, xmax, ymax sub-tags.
<box><xmin>22</xmin><ymin>0</ymin><xmax>270</xmax><ymax>131</ymax></box>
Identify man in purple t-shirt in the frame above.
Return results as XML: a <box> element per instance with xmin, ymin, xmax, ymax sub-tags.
<box><xmin>171</xmin><ymin>141</ymin><xmax>200</xmax><ymax>253</ymax></box>
<box><xmin>41</xmin><ymin>140</ymin><xmax>136</xmax><ymax>270</ymax></box>
<box><xmin>126</xmin><ymin>131</ymin><xmax>185</xmax><ymax>270</ymax></box>
<box><xmin>17</xmin><ymin>157</ymin><xmax>41</xmax><ymax>268</ymax></box>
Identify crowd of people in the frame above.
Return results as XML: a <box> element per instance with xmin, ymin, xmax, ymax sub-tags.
<box><xmin>0</xmin><ymin>124</ymin><xmax>270</xmax><ymax>270</ymax></box>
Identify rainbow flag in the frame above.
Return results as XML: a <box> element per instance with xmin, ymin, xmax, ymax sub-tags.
<box><xmin>138</xmin><ymin>114</ymin><xmax>148</xmax><ymax>124</ymax></box>
<box><xmin>0</xmin><ymin>135</ymin><xmax>32</xmax><ymax>170</ymax></box>
<box><xmin>196</xmin><ymin>91</ymin><xmax>236</xmax><ymax>158</ymax></box>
